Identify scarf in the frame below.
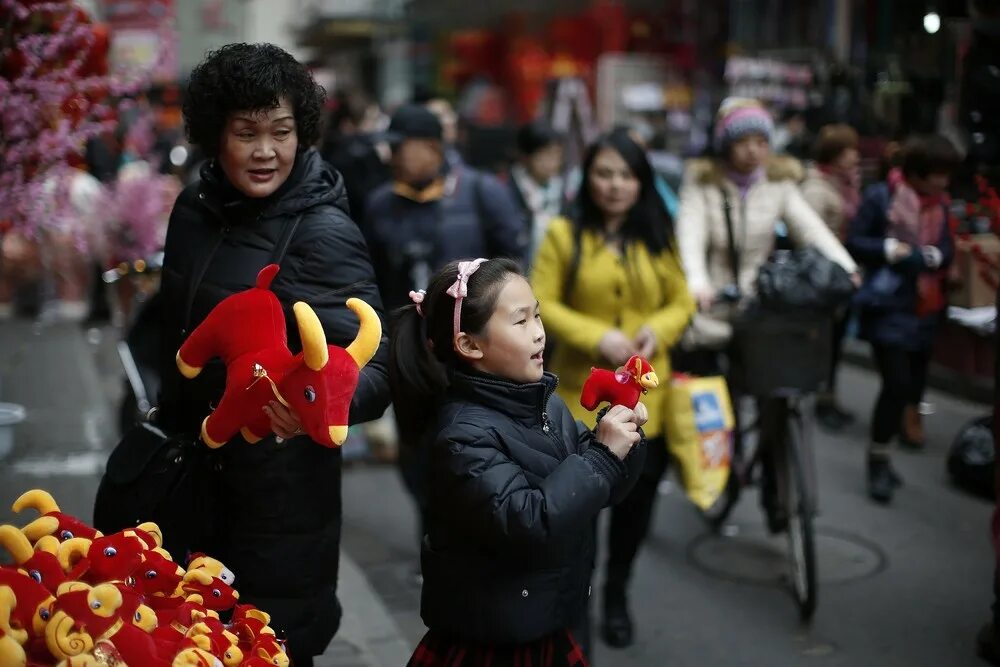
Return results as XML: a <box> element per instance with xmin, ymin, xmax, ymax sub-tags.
<box><xmin>886</xmin><ymin>168</ymin><xmax>949</xmax><ymax>316</ymax></box>
<box><xmin>725</xmin><ymin>166</ymin><xmax>766</xmax><ymax>200</ymax></box>
<box><xmin>818</xmin><ymin>164</ymin><xmax>861</xmax><ymax>228</ymax></box>
<box><xmin>512</xmin><ymin>164</ymin><xmax>564</xmax><ymax>256</ymax></box>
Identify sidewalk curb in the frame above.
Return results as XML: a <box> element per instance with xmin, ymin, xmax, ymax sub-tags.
<box><xmin>316</xmin><ymin>551</ymin><xmax>412</xmax><ymax>667</ymax></box>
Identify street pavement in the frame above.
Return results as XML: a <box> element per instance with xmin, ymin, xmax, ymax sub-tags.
<box><xmin>340</xmin><ymin>363</ymin><xmax>995</xmax><ymax>666</ymax></box>
<box><xmin>1</xmin><ymin>318</ymin><xmax>995</xmax><ymax>666</ymax></box>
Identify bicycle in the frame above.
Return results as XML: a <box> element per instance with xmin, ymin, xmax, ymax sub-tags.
<box><xmin>696</xmin><ymin>310</ymin><xmax>829</xmax><ymax>622</ymax></box>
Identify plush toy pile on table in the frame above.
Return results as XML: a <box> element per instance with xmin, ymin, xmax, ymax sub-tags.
<box><xmin>0</xmin><ymin>490</ymin><xmax>288</xmax><ymax>667</ymax></box>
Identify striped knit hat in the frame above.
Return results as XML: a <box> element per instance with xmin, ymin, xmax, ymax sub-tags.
<box><xmin>713</xmin><ymin>97</ymin><xmax>774</xmax><ymax>153</ymax></box>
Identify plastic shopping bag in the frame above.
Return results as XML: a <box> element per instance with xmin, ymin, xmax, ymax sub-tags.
<box><xmin>665</xmin><ymin>373</ymin><xmax>734</xmax><ymax>510</ymax></box>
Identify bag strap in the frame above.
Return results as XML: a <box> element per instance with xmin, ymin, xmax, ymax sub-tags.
<box><xmin>720</xmin><ymin>187</ymin><xmax>741</xmax><ymax>288</ymax></box>
<box><xmin>182</xmin><ymin>213</ymin><xmax>304</xmax><ymax>334</ymax></box>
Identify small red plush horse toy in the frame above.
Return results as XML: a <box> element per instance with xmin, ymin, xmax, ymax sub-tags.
<box><xmin>580</xmin><ymin>355</ymin><xmax>659</xmax><ymax>411</ymax></box>
<box><xmin>176</xmin><ymin>264</ymin><xmax>381</xmax><ymax>448</ymax></box>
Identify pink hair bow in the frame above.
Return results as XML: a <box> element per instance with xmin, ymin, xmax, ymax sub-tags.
<box><xmin>409</xmin><ymin>289</ymin><xmax>426</xmax><ymax>317</ymax></box>
<box><xmin>446</xmin><ymin>258</ymin><xmax>487</xmax><ymax>337</ymax></box>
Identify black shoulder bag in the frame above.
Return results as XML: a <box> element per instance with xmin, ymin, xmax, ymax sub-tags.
<box><xmin>94</xmin><ymin>215</ymin><xmax>303</xmax><ymax>556</ymax></box>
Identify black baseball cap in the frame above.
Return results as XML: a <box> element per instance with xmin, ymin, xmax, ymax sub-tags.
<box><xmin>383</xmin><ymin>104</ymin><xmax>443</xmax><ymax>143</ymax></box>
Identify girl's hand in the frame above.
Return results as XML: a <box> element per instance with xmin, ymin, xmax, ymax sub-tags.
<box><xmin>596</xmin><ymin>405</ymin><xmax>641</xmax><ymax>460</ymax></box>
<box><xmin>633</xmin><ymin>326</ymin><xmax>657</xmax><ymax>359</ymax></box>
<box><xmin>264</xmin><ymin>401</ymin><xmax>304</xmax><ymax>440</ymax></box>
<box><xmin>631</xmin><ymin>401</ymin><xmax>649</xmax><ymax>428</ymax></box>
<box><xmin>598</xmin><ymin>330</ymin><xmax>637</xmax><ymax>366</ymax></box>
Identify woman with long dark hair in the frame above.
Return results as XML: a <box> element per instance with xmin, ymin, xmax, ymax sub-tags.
<box><xmin>532</xmin><ymin>128</ymin><xmax>695</xmax><ymax>648</ymax></box>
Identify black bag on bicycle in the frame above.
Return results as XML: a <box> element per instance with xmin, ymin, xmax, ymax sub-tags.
<box><xmin>756</xmin><ymin>247</ymin><xmax>854</xmax><ymax>312</ymax></box>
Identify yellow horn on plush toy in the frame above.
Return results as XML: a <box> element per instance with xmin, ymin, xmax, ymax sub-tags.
<box><xmin>0</xmin><ymin>585</ymin><xmax>29</xmax><ymax>647</ymax></box>
<box><xmin>57</xmin><ymin>539</ymin><xmax>92</xmax><ymax>574</ymax></box>
<box><xmin>344</xmin><ymin>298</ymin><xmax>382</xmax><ymax>370</ymax></box>
<box><xmin>12</xmin><ymin>490</ymin><xmax>59</xmax><ymax>516</ymax></box>
<box><xmin>22</xmin><ymin>516</ymin><xmax>59</xmax><ymax>544</ymax></box>
<box><xmin>294</xmin><ymin>302</ymin><xmax>329</xmax><ymax>371</ymax></box>
<box><xmin>0</xmin><ymin>525</ymin><xmax>34</xmax><ymax>565</ymax></box>
<box><xmin>45</xmin><ymin>609</ymin><xmax>94</xmax><ymax>660</ymax></box>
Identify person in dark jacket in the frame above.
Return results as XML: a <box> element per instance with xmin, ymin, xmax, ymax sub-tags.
<box><xmin>364</xmin><ymin>104</ymin><xmax>528</xmax><ymax>313</ymax></box>
<box><xmin>156</xmin><ymin>43</ymin><xmax>390</xmax><ymax>666</ymax></box>
<box><xmin>507</xmin><ymin>120</ymin><xmax>567</xmax><ymax>263</ymax></box>
<box><xmin>847</xmin><ymin>135</ymin><xmax>959</xmax><ymax>504</ymax></box>
<box><xmin>390</xmin><ymin>257</ymin><xmax>646</xmax><ymax>666</ymax></box>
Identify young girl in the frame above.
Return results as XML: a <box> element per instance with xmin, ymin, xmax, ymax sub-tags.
<box><xmin>390</xmin><ymin>257</ymin><xmax>647</xmax><ymax>666</ymax></box>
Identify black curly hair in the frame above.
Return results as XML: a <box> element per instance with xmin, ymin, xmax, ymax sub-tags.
<box><xmin>182</xmin><ymin>43</ymin><xmax>326</xmax><ymax>157</ymax></box>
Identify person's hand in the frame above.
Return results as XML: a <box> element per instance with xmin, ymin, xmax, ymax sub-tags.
<box><xmin>263</xmin><ymin>400</ymin><xmax>304</xmax><ymax>440</ymax></box>
<box><xmin>692</xmin><ymin>286</ymin><xmax>716</xmax><ymax>312</ymax></box>
<box><xmin>921</xmin><ymin>245</ymin><xmax>944</xmax><ymax>269</ymax></box>
<box><xmin>630</xmin><ymin>401</ymin><xmax>649</xmax><ymax>428</ymax></box>
<box><xmin>598</xmin><ymin>330</ymin><xmax>637</xmax><ymax>366</ymax></box>
<box><xmin>850</xmin><ymin>271</ymin><xmax>862</xmax><ymax>288</ymax></box>
<box><xmin>596</xmin><ymin>405</ymin><xmax>641</xmax><ymax>460</ymax></box>
<box><xmin>633</xmin><ymin>326</ymin><xmax>657</xmax><ymax>360</ymax></box>
<box><xmin>888</xmin><ymin>241</ymin><xmax>913</xmax><ymax>263</ymax></box>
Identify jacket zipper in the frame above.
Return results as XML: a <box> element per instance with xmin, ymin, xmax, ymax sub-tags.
<box><xmin>539</xmin><ymin>379</ymin><xmax>570</xmax><ymax>458</ymax></box>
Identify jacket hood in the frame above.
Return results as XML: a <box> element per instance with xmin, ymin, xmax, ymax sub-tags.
<box><xmin>685</xmin><ymin>155</ymin><xmax>804</xmax><ymax>186</ymax></box>
<box><xmin>198</xmin><ymin>148</ymin><xmax>350</xmax><ymax>222</ymax></box>
<box><xmin>448</xmin><ymin>370</ymin><xmax>558</xmax><ymax>427</ymax></box>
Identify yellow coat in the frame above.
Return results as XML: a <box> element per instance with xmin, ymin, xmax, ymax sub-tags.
<box><xmin>531</xmin><ymin>217</ymin><xmax>695</xmax><ymax>439</ymax></box>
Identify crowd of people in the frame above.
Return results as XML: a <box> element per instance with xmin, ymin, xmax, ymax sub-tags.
<box><xmin>2</xmin><ymin>40</ymin><xmax>977</xmax><ymax>666</ymax></box>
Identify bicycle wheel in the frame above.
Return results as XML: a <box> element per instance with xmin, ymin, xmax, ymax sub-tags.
<box><xmin>784</xmin><ymin>409</ymin><xmax>817</xmax><ymax>621</ymax></box>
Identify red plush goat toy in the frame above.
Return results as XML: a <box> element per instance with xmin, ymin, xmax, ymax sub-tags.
<box><xmin>176</xmin><ymin>264</ymin><xmax>382</xmax><ymax>448</ymax></box>
<box><xmin>580</xmin><ymin>355</ymin><xmax>659</xmax><ymax>411</ymax></box>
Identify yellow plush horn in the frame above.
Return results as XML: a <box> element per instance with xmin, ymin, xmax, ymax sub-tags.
<box><xmin>0</xmin><ymin>584</ymin><xmax>29</xmax><ymax>646</ymax></box>
<box><xmin>136</xmin><ymin>522</ymin><xmax>163</xmax><ymax>548</ymax></box>
<box><xmin>57</xmin><ymin>538</ymin><xmax>92</xmax><ymax>574</ymax></box>
<box><xmin>0</xmin><ymin>525</ymin><xmax>34</xmax><ymax>565</ymax></box>
<box><xmin>344</xmin><ymin>298</ymin><xmax>381</xmax><ymax>370</ymax></box>
<box><xmin>13</xmin><ymin>490</ymin><xmax>59</xmax><ymax>515</ymax></box>
<box><xmin>22</xmin><ymin>516</ymin><xmax>59</xmax><ymax>543</ymax></box>
<box><xmin>35</xmin><ymin>535</ymin><xmax>61</xmax><ymax>555</ymax></box>
<box><xmin>46</xmin><ymin>610</ymin><xmax>94</xmax><ymax>660</ymax></box>
<box><xmin>294</xmin><ymin>302</ymin><xmax>329</xmax><ymax>371</ymax></box>
<box><xmin>183</xmin><ymin>569</ymin><xmax>214</xmax><ymax>586</ymax></box>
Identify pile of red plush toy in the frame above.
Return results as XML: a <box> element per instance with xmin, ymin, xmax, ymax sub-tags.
<box><xmin>0</xmin><ymin>489</ymin><xmax>287</xmax><ymax>666</ymax></box>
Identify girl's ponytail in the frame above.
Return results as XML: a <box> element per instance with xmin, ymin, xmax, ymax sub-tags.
<box><xmin>388</xmin><ymin>302</ymin><xmax>448</xmax><ymax>444</ymax></box>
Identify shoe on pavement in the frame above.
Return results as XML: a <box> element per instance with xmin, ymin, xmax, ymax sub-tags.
<box><xmin>899</xmin><ymin>404</ymin><xmax>925</xmax><ymax>450</ymax></box>
<box><xmin>601</xmin><ymin>589</ymin><xmax>633</xmax><ymax>648</ymax></box>
<box><xmin>868</xmin><ymin>455</ymin><xmax>901</xmax><ymax>504</ymax></box>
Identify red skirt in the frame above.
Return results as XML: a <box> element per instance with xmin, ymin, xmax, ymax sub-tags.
<box><xmin>407</xmin><ymin>629</ymin><xmax>590</xmax><ymax>667</ymax></box>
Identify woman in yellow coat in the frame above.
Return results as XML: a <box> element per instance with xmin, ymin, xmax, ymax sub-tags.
<box><xmin>532</xmin><ymin>129</ymin><xmax>694</xmax><ymax>650</ymax></box>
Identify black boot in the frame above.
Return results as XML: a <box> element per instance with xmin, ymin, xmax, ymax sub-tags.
<box><xmin>815</xmin><ymin>396</ymin><xmax>854</xmax><ymax>432</ymax></box>
<box><xmin>601</xmin><ymin>585</ymin><xmax>633</xmax><ymax>649</ymax></box>
<box><xmin>867</xmin><ymin>454</ymin><xmax>902</xmax><ymax>504</ymax></box>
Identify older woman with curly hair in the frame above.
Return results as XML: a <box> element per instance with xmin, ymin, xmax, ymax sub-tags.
<box><xmin>155</xmin><ymin>43</ymin><xmax>390</xmax><ymax>665</ymax></box>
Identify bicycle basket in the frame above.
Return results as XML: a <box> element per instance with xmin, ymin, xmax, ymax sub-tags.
<box><xmin>732</xmin><ymin>309</ymin><xmax>832</xmax><ymax>396</ymax></box>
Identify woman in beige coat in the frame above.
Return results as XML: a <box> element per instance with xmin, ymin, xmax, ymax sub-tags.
<box><xmin>675</xmin><ymin>98</ymin><xmax>858</xmax><ymax>532</ymax></box>
<box><xmin>800</xmin><ymin>124</ymin><xmax>862</xmax><ymax>432</ymax></box>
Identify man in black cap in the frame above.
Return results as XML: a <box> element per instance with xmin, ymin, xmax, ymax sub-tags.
<box><xmin>363</xmin><ymin>103</ymin><xmax>527</xmax><ymax>313</ymax></box>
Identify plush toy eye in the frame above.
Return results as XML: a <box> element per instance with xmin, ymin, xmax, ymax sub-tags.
<box><xmin>29</xmin><ymin>570</ymin><xmax>42</xmax><ymax>584</ymax></box>
<box><xmin>304</xmin><ymin>386</ymin><xmax>316</xmax><ymax>402</ymax></box>
<box><xmin>60</xmin><ymin>530</ymin><xmax>74</xmax><ymax>541</ymax></box>
<box><xmin>90</xmin><ymin>600</ymin><xmax>102</xmax><ymax>610</ymax></box>
<box><xmin>212</xmin><ymin>589</ymin><xmax>222</xmax><ymax>598</ymax></box>
<box><xmin>134</xmin><ymin>611</ymin><xmax>141</xmax><ymax>622</ymax></box>
<box><xmin>39</xmin><ymin>608</ymin><xmax>50</xmax><ymax>621</ymax></box>
<box><xmin>145</xmin><ymin>570</ymin><xmax>157</xmax><ymax>579</ymax></box>
<box><xmin>104</xmin><ymin>547</ymin><xmax>117</xmax><ymax>557</ymax></box>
